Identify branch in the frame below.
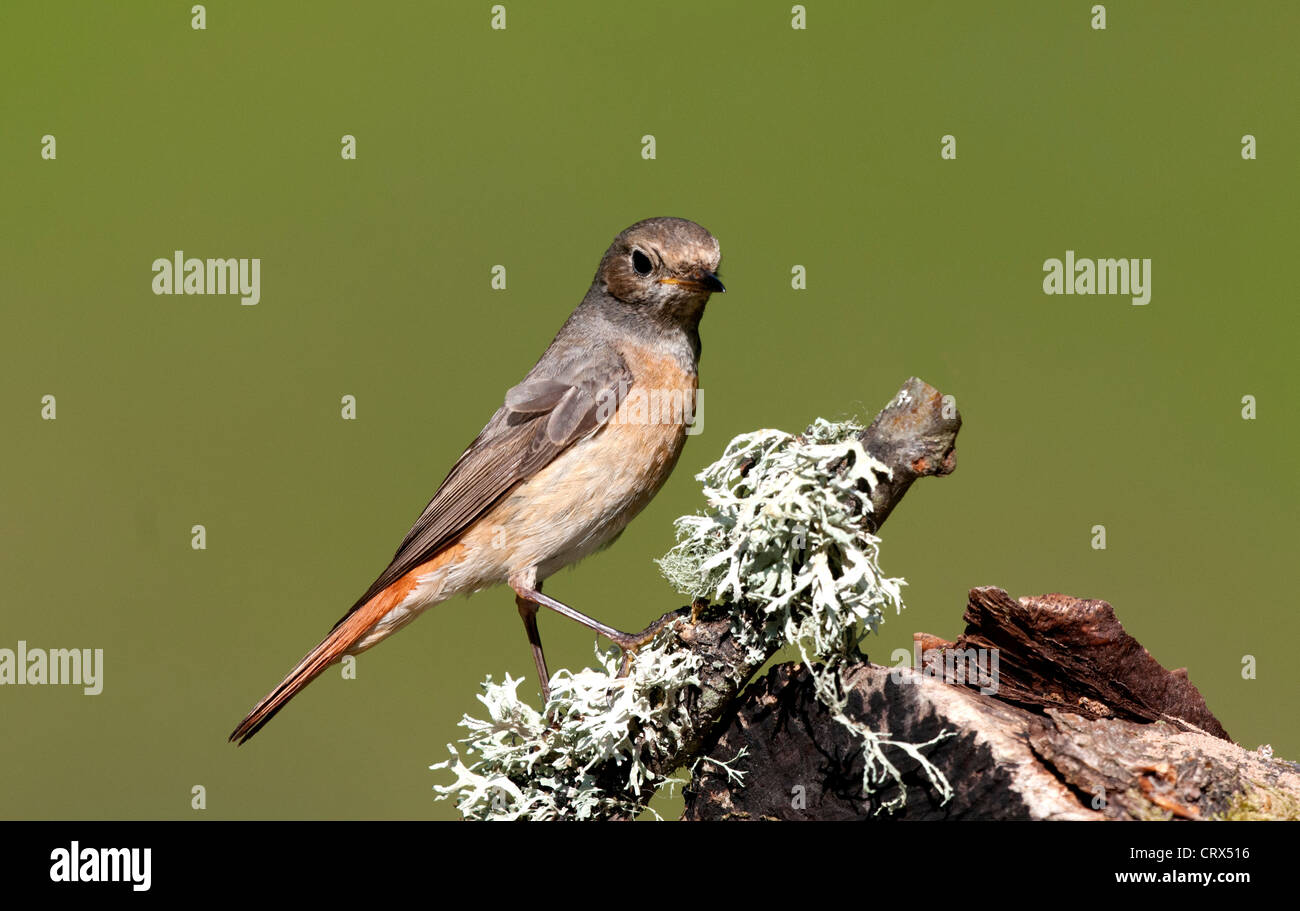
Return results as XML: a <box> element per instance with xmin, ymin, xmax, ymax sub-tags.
<box><xmin>605</xmin><ymin>377</ymin><xmax>962</xmax><ymax>806</ymax></box>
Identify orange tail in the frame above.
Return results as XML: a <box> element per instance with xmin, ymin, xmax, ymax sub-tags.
<box><xmin>230</xmin><ymin>541</ymin><xmax>467</xmax><ymax>744</ymax></box>
<box><xmin>229</xmin><ymin>585</ymin><xmax>405</xmax><ymax>745</ymax></box>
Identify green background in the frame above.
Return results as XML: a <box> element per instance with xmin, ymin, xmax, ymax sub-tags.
<box><xmin>2</xmin><ymin>1</ymin><xmax>1296</xmax><ymax>820</ymax></box>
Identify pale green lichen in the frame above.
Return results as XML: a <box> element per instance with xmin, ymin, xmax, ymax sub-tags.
<box><xmin>431</xmin><ymin>636</ymin><xmax>700</xmax><ymax>820</ymax></box>
<box><xmin>660</xmin><ymin>417</ymin><xmax>951</xmax><ymax>813</ymax></box>
<box><xmin>659</xmin><ymin>418</ymin><xmax>905</xmax><ymax>659</ymax></box>
<box><xmin>1212</xmin><ymin>780</ymin><xmax>1300</xmax><ymax>821</ymax></box>
<box><xmin>432</xmin><ymin>417</ymin><xmax>952</xmax><ymax>819</ymax></box>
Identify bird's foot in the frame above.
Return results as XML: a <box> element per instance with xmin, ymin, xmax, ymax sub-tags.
<box><xmin>609</xmin><ymin>608</ymin><xmax>688</xmax><ymax>677</ymax></box>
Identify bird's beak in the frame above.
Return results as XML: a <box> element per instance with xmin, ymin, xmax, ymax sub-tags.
<box><xmin>660</xmin><ymin>271</ymin><xmax>726</xmax><ymax>294</ymax></box>
<box><xmin>698</xmin><ymin>270</ymin><xmax>726</xmax><ymax>294</ymax></box>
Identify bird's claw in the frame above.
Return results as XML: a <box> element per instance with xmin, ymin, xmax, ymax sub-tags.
<box><xmin>609</xmin><ymin>608</ymin><xmax>688</xmax><ymax>678</ymax></box>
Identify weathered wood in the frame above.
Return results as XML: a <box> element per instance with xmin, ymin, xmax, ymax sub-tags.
<box><xmin>683</xmin><ymin>590</ymin><xmax>1297</xmax><ymax>820</ymax></box>
<box><xmin>918</xmin><ymin>588</ymin><xmax>1229</xmax><ymax>739</ymax></box>
<box><xmin>682</xmin><ymin>660</ymin><xmax>1100</xmax><ymax>820</ymax></box>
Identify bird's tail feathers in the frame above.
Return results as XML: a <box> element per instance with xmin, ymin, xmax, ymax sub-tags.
<box><xmin>228</xmin><ymin>588</ymin><xmax>400</xmax><ymax>745</ymax></box>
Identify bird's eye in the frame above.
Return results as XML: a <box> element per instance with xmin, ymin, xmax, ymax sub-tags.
<box><xmin>631</xmin><ymin>249</ymin><xmax>653</xmax><ymax>276</ymax></box>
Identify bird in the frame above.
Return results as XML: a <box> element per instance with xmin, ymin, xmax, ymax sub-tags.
<box><xmin>229</xmin><ymin>216</ymin><xmax>724</xmax><ymax>744</ymax></box>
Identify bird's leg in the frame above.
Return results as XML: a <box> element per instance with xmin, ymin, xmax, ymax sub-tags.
<box><xmin>511</xmin><ymin>584</ymin><xmax>684</xmax><ymax>678</ymax></box>
<box><xmin>690</xmin><ymin>597</ymin><xmax>709</xmax><ymax>625</ymax></box>
<box><xmin>515</xmin><ymin>593</ymin><xmax>551</xmax><ymax>705</ymax></box>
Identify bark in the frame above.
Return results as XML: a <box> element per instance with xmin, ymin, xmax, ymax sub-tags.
<box><xmin>682</xmin><ymin>588</ymin><xmax>1298</xmax><ymax>820</ymax></box>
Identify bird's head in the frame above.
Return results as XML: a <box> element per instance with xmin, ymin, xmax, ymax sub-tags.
<box><xmin>595</xmin><ymin>217</ymin><xmax>724</xmax><ymax>324</ymax></box>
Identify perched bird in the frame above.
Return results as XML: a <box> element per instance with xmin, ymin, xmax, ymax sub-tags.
<box><xmin>230</xmin><ymin>217</ymin><xmax>724</xmax><ymax>744</ymax></box>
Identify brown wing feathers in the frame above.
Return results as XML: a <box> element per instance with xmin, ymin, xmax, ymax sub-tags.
<box><xmin>229</xmin><ymin>346</ymin><xmax>631</xmax><ymax>743</ymax></box>
<box><xmin>331</xmin><ymin>351</ymin><xmax>631</xmax><ymax>631</ymax></box>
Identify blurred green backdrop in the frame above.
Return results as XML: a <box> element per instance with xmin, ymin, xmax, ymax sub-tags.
<box><xmin>2</xmin><ymin>1</ymin><xmax>1296</xmax><ymax>820</ymax></box>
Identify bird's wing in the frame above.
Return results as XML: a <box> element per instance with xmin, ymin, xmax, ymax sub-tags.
<box><xmin>332</xmin><ymin>344</ymin><xmax>632</xmax><ymax>628</ymax></box>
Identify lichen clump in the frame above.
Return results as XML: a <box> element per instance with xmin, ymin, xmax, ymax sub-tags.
<box><xmin>659</xmin><ymin>418</ymin><xmax>951</xmax><ymax>811</ymax></box>
<box><xmin>431</xmin><ymin>639</ymin><xmax>700</xmax><ymax>820</ymax></box>
<box><xmin>1213</xmin><ymin>780</ymin><xmax>1300</xmax><ymax>821</ymax></box>
<box><xmin>658</xmin><ymin>418</ymin><xmax>905</xmax><ymax>660</ymax></box>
